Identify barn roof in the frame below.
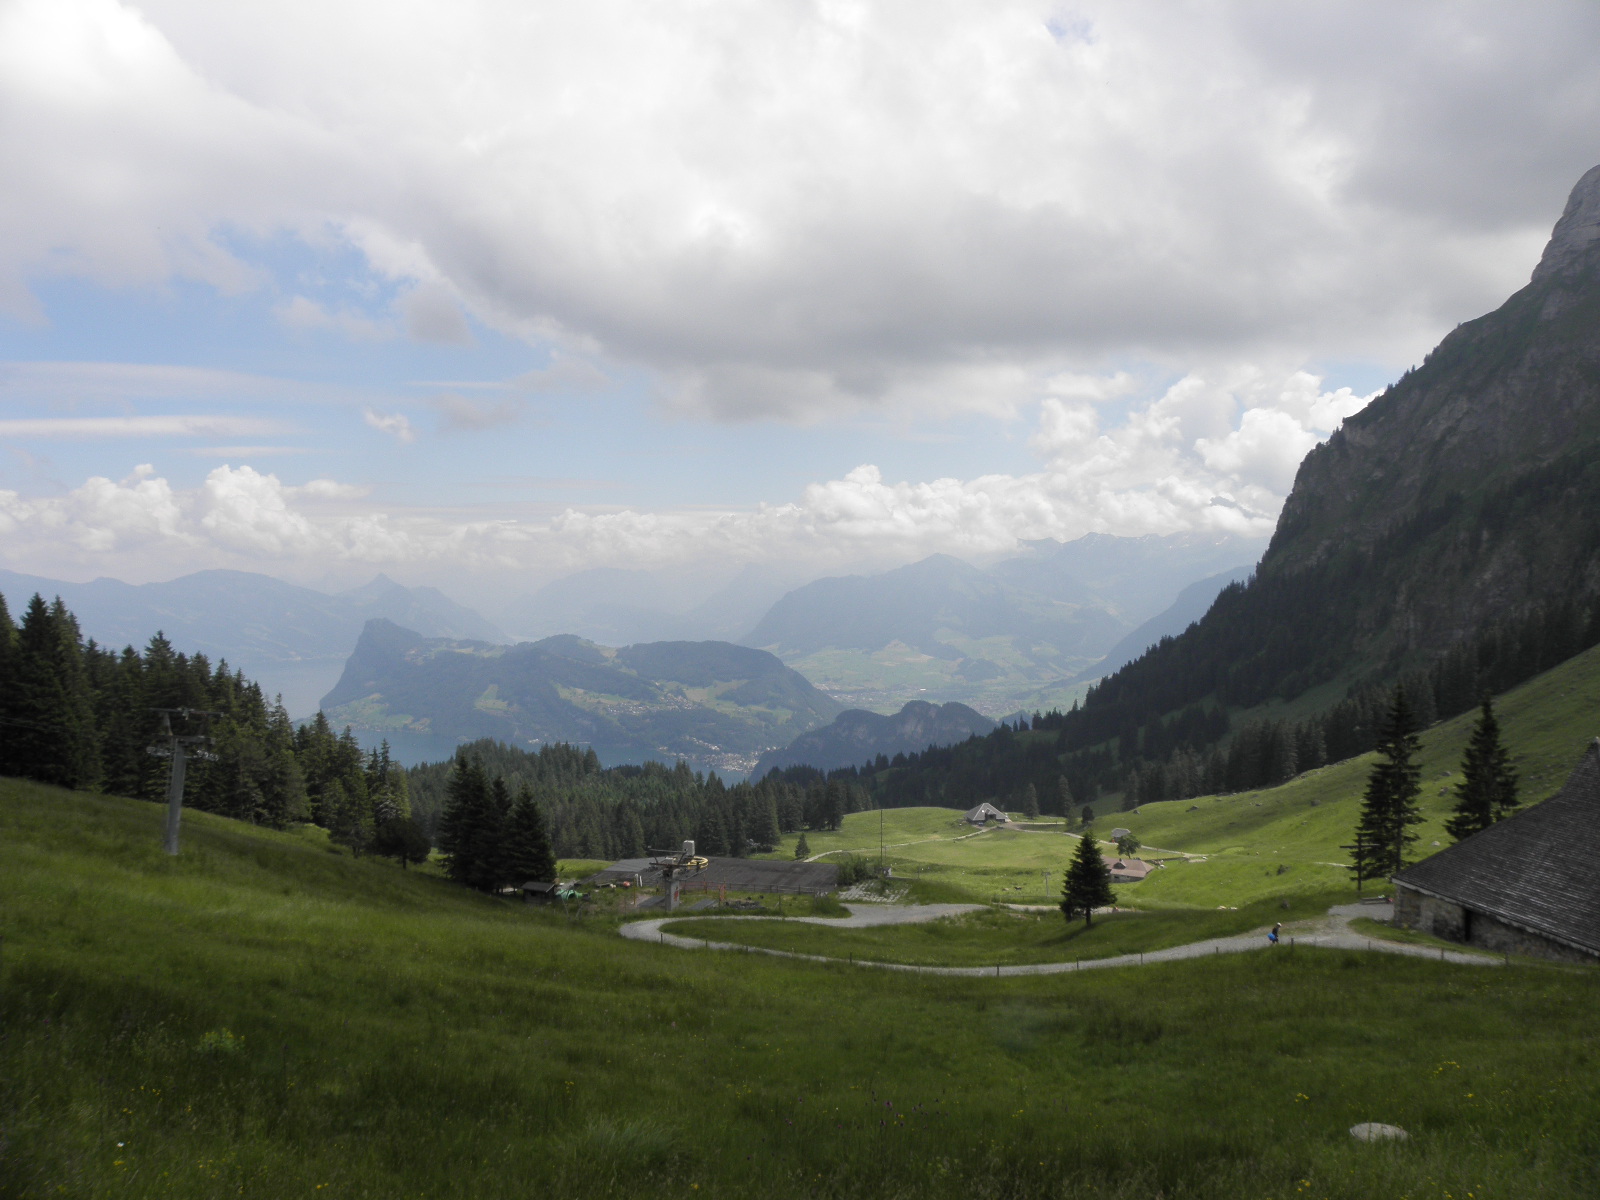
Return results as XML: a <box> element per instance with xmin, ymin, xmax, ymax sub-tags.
<box><xmin>964</xmin><ymin>802</ymin><xmax>1008</xmax><ymax>822</ymax></box>
<box><xmin>1392</xmin><ymin>738</ymin><xmax>1600</xmax><ymax>957</ymax></box>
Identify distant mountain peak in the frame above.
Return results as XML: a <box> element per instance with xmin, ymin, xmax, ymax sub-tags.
<box><xmin>1532</xmin><ymin>163</ymin><xmax>1600</xmax><ymax>283</ymax></box>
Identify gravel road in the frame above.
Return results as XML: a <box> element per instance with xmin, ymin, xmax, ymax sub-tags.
<box><xmin>617</xmin><ymin>901</ymin><xmax>1501</xmax><ymax>976</ymax></box>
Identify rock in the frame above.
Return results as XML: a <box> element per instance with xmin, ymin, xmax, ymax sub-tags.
<box><xmin>1531</xmin><ymin>164</ymin><xmax>1600</xmax><ymax>282</ymax></box>
<box><xmin>1349</xmin><ymin>1122</ymin><xmax>1408</xmax><ymax>1142</ymax></box>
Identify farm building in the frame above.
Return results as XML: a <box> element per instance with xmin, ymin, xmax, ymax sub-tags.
<box><xmin>1391</xmin><ymin>738</ymin><xmax>1600</xmax><ymax>964</ymax></box>
<box><xmin>964</xmin><ymin>802</ymin><xmax>1009</xmax><ymax>825</ymax></box>
<box><xmin>1101</xmin><ymin>856</ymin><xmax>1152</xmax><ymax>882</ymax></box>
<box><xmin>586</xmin><ymin>856</ymin><xmax>839</xmax><ymax>894</ymax></box>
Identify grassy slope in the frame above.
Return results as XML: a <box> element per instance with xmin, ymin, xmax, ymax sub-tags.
<box><xmin>765</xmin><ymin>642</ymin><xmax>1600</xmax><ymax>908</ymax></box>
<box><xmin>4</xmin><ymin>778</ymin><xmax>1598</xmax><ymax>1199</ymax></box>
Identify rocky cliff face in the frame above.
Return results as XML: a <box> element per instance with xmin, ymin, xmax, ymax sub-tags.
<box><xmin>1261</xmin><ymin>163</ymin><xmax>1600</xmax><ymax>664</ymax></box>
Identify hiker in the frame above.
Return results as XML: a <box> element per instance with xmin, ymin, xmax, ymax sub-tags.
<box><xmin>1268</xmin><ymin>922</ymin><xmax>1282</xmax><ymax>945</ymax></box>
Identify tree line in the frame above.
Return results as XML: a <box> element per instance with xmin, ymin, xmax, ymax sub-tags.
<box><xmin>0</xmin><ymin>590</ymin><xmax>419</xmax><ymax>862</ymax></box>
<box><xmin>406</xmin><ymin>739</ymin><xmax>876</xmax><ymax>864</ymax></box>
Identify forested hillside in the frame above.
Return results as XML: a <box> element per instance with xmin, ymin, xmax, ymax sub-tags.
<box><xmin>0</xmin><ymin>589</ymin><xmax>412</xmax><ymax>852</ymax></box>
<box><xmin>406</xmin><ymin>738</ymin><xmax>872</xmax><ymax>861</ymax></box>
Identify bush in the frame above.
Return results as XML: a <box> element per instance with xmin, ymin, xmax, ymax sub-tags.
<box><xmin>836</xmin><ymin>855</ymin><xmax>878</xmax><ymax>886</ymax></box>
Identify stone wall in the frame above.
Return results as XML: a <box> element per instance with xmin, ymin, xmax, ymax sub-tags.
<box><xmin>1395</xmin><ymin>884</ymin><xmax>1597</xmax><ymax>964</ymax></box>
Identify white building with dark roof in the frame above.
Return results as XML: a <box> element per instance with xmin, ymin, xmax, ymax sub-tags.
<box><xmin>1392</xmin><ymin>738</ymin><xmax>1600</xmax><ymax>964</ymax></box>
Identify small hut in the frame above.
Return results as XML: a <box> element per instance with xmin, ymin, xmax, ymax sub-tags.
<box><xmin>964</xmin><ymin>802</ymin><xmax>1010</xmax><ymax>825</ymax></box>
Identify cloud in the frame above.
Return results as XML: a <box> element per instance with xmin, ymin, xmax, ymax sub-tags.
<box><xmin>362</xmin><ymin>408</ymin><xmax>415</xmax><ymax>442</ymax></box>
<box><xmin>3</xmin><ymin>1</ymin><xmax>1597</xmax><ymax>416</ymax></box>
<box><xmin>0</xmin><ymin>415</ymin><xmax>287</xmax><ymax>438</ymax></box>
<box><xmin>276</xmin><ymin>295</ymin><xmax>392</xmax><ymax>341</ymax></box>
<box><xmin>430</xmin><ymin>393</ymin><xmax>526</xmax><ymax>433</ymax></box>
<box><xmin>399</xmin><ymin>284</ymin><xmax>473</xmax><ymax>345</ymax></box>
<box><xmin>0</xmin><ymin>369</ymin><xmax>1370</xmax><ymax>582</ymax></box>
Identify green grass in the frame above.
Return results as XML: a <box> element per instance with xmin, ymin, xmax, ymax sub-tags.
<box><xmin>661</xmin><ymin>893</ymin><xmax>1339</xmax><ymax>967</ymax></box>
<box><xmin>773</xmin><ymin>642</ymin><xmax>1600</xmax><ymax>911</ymax></box>
<box><xmin>4</xmin><ymin>777</ymin><xmax>1599</xmax><ymax>1199</ymax></box>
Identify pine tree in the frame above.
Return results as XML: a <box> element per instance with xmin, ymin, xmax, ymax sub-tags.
<box><xmin>8</xmin><ymin>595</ymin><xmax>100</xmax><ymax>788</ymax></box>
<box><xmin>438</xmin><ymin>753</ymin><xmax>498</xmax><ymax>889</ymax></box>
<box><xmin>1352</xmin><ymin>687</ymin><xmax>1424</xmax><ymax>882</ymax></box>
<box><xmin>794</xmin><ymin>831</ymin><xmax>810</xmax><ymax>860</ymax></box>
<box><xmin>1022</xmin><ymin>782</ymin><xmax>1040</xmax><ymax>820</ymax></box>
<box><xmin>1055</xmin><ymin>775</ymin><xmax>1073</xmax><ymax>816</ymax></box>
<box><xmin>1061</xmin><ymin>831</ymin><xmax>1115</xmax><ymax>927</ymax></box>
<box><xmin>1080</xmin><ymin>804</ymin><xmax>1094</xmax><ymax>827</ymax></box>
<box><xmin>1445</xmin><ymin>697</ymin><xmax>1519</xmax><ymax>841</ymax></box>
<box><xmin>504</xmin><ymin>785</ymin><xmax>558</xmax><ymax>884</ymax></box>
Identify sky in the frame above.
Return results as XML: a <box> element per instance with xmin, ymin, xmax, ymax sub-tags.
<box><xmin>2</xmin><ymin>0</ymin><xmax>1598</xmax><ymax>612</ymax></box>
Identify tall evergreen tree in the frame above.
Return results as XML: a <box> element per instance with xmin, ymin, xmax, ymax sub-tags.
<box><xmin>1061</xmin><ymin>831</ymin><xmax>1115</xmax><ymax>927</ymax></box>
<box><xmin>438</xmin><ymin>753</ymin><xmax>498</xmax><ymax>889</ymax></box>
<box><xmin>1445</xmin><ymin>697</ymin><xmax>1519</xmax><ymax>842</ymax></box>
<box><xmin>1021</xmin><ymin>781</ymin><xmax>1040</xmax><ymax>820</ymax></box>
<box><xmin>504</xmin><ymin>785</ymin><xmax>558</xmax><ymax>884</ymax></box>
<box><xmin>7</xmin><ymin>595</ymin><xmax>100</xmax><ymax>788</ymax></box>
<box><xmin>1352</xmin><ymin>687</ymin><xmax>1424</xmax><ymax>882</ymax></box>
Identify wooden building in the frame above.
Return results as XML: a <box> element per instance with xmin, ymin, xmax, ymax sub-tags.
<box><xmin>1391</xmin><ymin>738</ymin><xmax>1600</xmax><ymax>964</ymax></box>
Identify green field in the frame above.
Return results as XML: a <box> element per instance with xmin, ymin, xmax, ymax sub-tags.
<box><xmin>769</xmin><ymin>642</ymin><xmax>1600</xmax><ymax>908</ymax></box>
<box><xmin>4</xmin><ymin>776</ymin><xmax>1599</xmax><ymax>1198</ymax></box>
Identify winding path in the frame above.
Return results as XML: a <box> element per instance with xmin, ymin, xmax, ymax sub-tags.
<box><xmin>617</xmin><ymin>901</ymin><xmax>1500</xmax><ymax>976</ymax></box>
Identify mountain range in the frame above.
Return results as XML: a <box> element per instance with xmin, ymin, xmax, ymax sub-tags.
<box><xmin>747</xmin><ymin>532</ymin><xmax>1264</xmax><ymax>714</ymax></box>
<box><xmin>319</xmin><ymin>619</ymin><xmax>844</xmax><ymax>776</ymax></box>
<box><xmin>751</xmin><ymin>699</ymin><xmax>997</xmax><ymax>779</ymax></box>
<box><xmin>0</xmin><ymin>569</ymin><xmax>506</xmax><ymax>717</ymax></box>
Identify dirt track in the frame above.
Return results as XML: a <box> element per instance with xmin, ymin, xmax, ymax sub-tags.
<box><xmin>618</xmin><ymin>901</ymin><xmax>1500</xmax><ymax>975</ymax></box>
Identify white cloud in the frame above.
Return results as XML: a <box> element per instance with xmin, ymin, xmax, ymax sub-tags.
<box><xmin>362</xmin><ymin>408</ymin><xmax>415</xmax><ymax>442</ymax></box>
<box><xmin>2</xmin><ymin>0</ymin><xmax>1595</xmax><ymax>416</ymax></box>
<box><xmin>0</xmin><ymin>369</ymin><xmax>1370</xmax><ymax>582</ymax></box>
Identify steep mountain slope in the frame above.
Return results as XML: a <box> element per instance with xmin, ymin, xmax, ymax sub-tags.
<box><xmin>0</xmin><ymin>568</ymin><xmax>506</xmax><ymax>716</ymax></box>
<box><xmin>1074</xmin><ymin>163</ymin><xmax>1600</xmax><ymax>738</ymax></box>
<box><xmin>320</xmin><ymin>620</ymin><xmax>843</xmax><ymax>776</ymax></box>
<box><xmin>1078</xmin><ymin>566</ymin><xmax>1255</xmax><ymax>683</ymax></box>
<box><xmin>752</xmin><ymin>699</ymin><xmax>997</xmax><ymax>777</ymax></box>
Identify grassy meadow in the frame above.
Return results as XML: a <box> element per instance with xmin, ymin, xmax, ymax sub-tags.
<box><xmin>764</xmin><ymin>642</ymin><xmax>1600</xmax><ymax>908</ymax></box>
<box><xmin>4</xmin><ymin>775</ymin><xmax>1599</xmax><ymax>1199</ymax></box>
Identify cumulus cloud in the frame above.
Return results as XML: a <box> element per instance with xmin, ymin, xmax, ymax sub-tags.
<box><xmin>0</xmin><ymin>369</ymin><xmax>1370</xmax><ymax>582</ymax></box>
<box><xmin>2</xmin><ymin>1</ymin><xmax>1596</xmax><ymax>417</ymax></box>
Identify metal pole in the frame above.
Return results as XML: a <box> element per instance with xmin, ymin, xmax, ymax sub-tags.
<box><xmin>163</xmin><ymin>739</ymin><xmax>188</xmax><ymax>856</ymax></box>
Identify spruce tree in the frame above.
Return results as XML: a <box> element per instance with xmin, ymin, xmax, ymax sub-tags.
<box><xmin>1352</xmin><ymin>687</ymin><xmax>1424</xmax><ymax>882</ymax></box>
<box><xmin>1022</xmin><ymin>782</ymin><xmax>1040</xmax><ymax>819</ymax></box>
<box><xmin>794</xmin><ymin>831</ymin><xmax>810</xmax><ymax>860</ymax></box>
<box><xmin>504</xmin><ymin>785</ymin><xmax>558</xmax><ymax>884</ymax></box>
<box><xmin>1445</xmin><ymin>697</ymin><xmax>1519</xmax><ymax>842</ymax></box>
<box><xmin>1061</xmin><ymin>831</ymin><xmax>1115</xmax><ymax>927</ymax></box>
<box><xmin>438</xmin><ymin>753</ymin><xmax>496</xmax><ymax>889</ymax></box>
<box><xmin>1055</xmin><ymin>775</ymin><xmax>1073</xmax><ymax>817</ymax></box>
<box><xmin>8</xmin><ymin>595</ymin><xmax>100</xmax><ymax>788</ymax></box>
